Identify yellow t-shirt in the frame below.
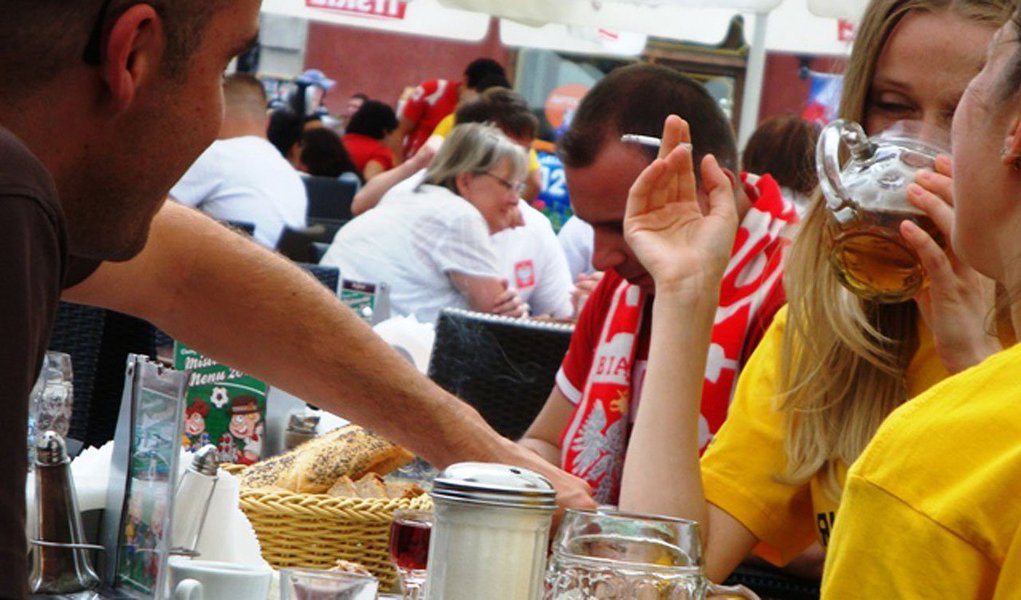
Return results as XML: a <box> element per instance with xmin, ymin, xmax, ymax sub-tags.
<box><xmin>700</xmin><ymin>305</ymin><xmax>949</xmax><ymax>566</ymax></box>
<box><xmin>432</xmin><ymin>113</ymin><xmax>541</xmax><ymax>174</ymax></box>
<box><xmin>822</xmin><ymin>342</ymin><xmax>1021</xmax><ymax>598</ymax></box>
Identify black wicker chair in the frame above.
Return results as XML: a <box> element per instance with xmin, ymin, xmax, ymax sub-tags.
<box><xmin>723</xmin><ymin>563</ymin><xmax>821</xmax><ymax>600</ymax></box>
<box><xmin>276</xmin><ymin>224</ymin><xmax>333</xmax><ymax>264</ymax></box>
<box><xmin>49</xmin><ymin>304</ymin><xmax>160</xmax><ymax>447</ymax></box>
<box><xmin>427</xmin><ymin>308</ymin><xmax>573</xmax><ymax>440</ymax></box>
<box><xmin>304</xmin><ymin>176</ymin><xmax>356</xmax><ymax>236</ymax></box>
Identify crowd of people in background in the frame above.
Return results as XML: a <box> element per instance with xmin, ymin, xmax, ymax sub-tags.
<box><xmin>6</xmin><ymin>0</ymin><xmax>1021</xmax><ymax>596</ymax></box>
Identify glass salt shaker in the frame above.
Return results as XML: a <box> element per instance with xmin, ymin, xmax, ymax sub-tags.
<box><xmin>170</xmin><ymin>444</ymin><xmax>220</xmax><ymax>557</ymax></box>
<box><xmin>425</xmin><ymin>462</ymin><xmax>556</xmax><ymax>600</ymax></box>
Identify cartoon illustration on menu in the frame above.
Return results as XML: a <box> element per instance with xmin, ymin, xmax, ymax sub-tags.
<box><xmin>183</xmin><ymin>399</ymin><xmax>211</xmax><ymax>450</ymax></box>
<box><xmin>229</xmin><ymin>395</ymin><xmax>263</xmax><ymax>465</ymax></box>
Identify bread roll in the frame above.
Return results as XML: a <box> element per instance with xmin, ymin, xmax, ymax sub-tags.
<box><xmin>239</xmin><ymin>424</ymin><xmax>413</xmax><ymax>494</ymax></box>
<box><xmin>292</xmin><ymin>425</ymin><xmax>413</xmax><ymax>494</ymax></box>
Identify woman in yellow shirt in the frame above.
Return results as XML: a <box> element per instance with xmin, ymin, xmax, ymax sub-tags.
<box><xmin>614</xmin><ymin>0</ymin><xmax>1012</xmax><ymax>584</ymax></box>
<box><xmin>823</xmin><ymin>4</ymin><xmax>1021</xmax><ymax>595</ymax></box>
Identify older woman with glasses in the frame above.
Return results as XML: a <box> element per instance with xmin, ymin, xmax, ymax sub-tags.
<box><xmin>321</xmin><ymin>123</ymin><xmax>529</xmax><ymax>323</ymax></box>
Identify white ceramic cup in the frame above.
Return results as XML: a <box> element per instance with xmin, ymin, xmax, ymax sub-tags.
<box><xmin>169</xmin><ymin>558</ymin><xmax>272</xmax><ymax>600</ymax></box>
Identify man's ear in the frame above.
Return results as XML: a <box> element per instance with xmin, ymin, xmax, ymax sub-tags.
<box><xmin>101</xmin><ymin>4</ymin><xmax>164</xmax><ymax>111</ymax></box>
<box><xmin>719</xmin><ymin>167</ymin><xmax>740</xmax><ymax>189</ymax></box>
<box><xmin>1003</xmin><ymin>116</ymin><xmax>1021</xmax><ymax>168</ymax></box>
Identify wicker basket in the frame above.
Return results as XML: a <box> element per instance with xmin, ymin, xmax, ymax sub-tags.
<box><xmin>223</xmin><ymin>465</ymin><xmax>431</xmax><ymax>589</ymax></box>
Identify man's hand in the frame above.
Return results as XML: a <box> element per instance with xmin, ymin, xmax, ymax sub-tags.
<box><xmin>492</xmin><ymin>280</ymin><xmax>528</xmax><ymax>318</ymax></box>
<box><xmin>494</xmin><ymin>437</ymin><xmax>596</xmax><ymax>518</ymax></box>
<box><xmin>571</xmin><ymin>271</ymin><xmax>604</xmax><ymax>318</ymax></box>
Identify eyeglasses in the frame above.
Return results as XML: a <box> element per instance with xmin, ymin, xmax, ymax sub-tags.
<box><xmin>82</xmin><ymin>0</ymin><xmax>115</xmax><ymax>65</ymax></box>
<box><xmin>480</xmin><ymin>172</ymin><xmax>526</xmax><ymax>196</ymax></box>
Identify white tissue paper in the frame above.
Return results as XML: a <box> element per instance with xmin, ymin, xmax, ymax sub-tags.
<box><xmin>373</xmin><ymin>315</ymin><xmax>436</xmax><ymax>374</ymax></box>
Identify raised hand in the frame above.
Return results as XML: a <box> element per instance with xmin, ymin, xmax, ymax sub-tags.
<box><xmin>904</xmin><ymin>154</ymin><xmax>1001</xmax><ymax>373</ymax></box>
<box><xmin>623</xmin><ymin>115</ymin><xmax>738</xmax><ymax>295</ymax></box>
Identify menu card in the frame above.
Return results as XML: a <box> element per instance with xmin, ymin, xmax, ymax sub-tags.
<box><xmin>173</xmin><ymin>343</ymin><xmax>269</xmax><ymax>465</ymax></box>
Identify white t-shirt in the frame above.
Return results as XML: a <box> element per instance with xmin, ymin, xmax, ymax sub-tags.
<box><xmin>558</xmin><ymin>215</ymin><xmax>596</xmax><ymax>282</ymax></box>
<box><xmin>390</xmin><ymin>171</ymin><xmax>573</xmax><ymax>318</ymax></box>
<box><xmin>492</xmin><ymin>201</ymin><xmax>573</xmax><ymax>319</ymax></box>
<box><xmin>321</xmin><ymin>184</ymin><xmax>501</xmax><ymax>323</ymax></box>
<box><xmin>170</xmin><ymin>136</ymin><xmax>307</xmax><ymax>249</ymax></box>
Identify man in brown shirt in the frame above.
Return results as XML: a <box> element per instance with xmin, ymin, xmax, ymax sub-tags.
<box><xmin>0</xmin><ymin>2</ymin><xmax>591</xmax><ymax>597</ymax></box>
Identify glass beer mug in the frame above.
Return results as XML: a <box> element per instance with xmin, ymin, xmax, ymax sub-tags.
<box><xmin>545</xmin><ymin>509</ymin><xmax>759</xmax><ymax>600</ymax></box>
<box><xmin>816</xmin><ymin>119</ymin><xmax>949</xmax><ymax>303</ymax></box>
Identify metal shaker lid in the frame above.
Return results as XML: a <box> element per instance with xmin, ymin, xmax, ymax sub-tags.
<box><xmin>430</xmin><ymin>462</ymin><xmax>556</xmax><ymax>511</ymax></box>
<box><xmin>190</xmin><ymin>444</ymin><xmax>220</xmax><ymax>476</ymax></box>
<box><xmin>36</xmin><ymin>430</ymin><xmax>69</xmax><ymax>466</ymax></box>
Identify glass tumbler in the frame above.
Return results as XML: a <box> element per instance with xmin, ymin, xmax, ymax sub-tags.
<box><xmin>28</xmin><ymin>351</ymin><xmax>74</xmax><ymax>466</ymax></box>
<box><xmin>280</xmin><ymin>567</ymin><xmax>379</xmax><ymax>600</ymax></box>
<box><xmin>389</xmin><ymin>508</ymin><xmax>432</xmax><ymax>599</ymax></box>
<box><xmin>545</xmin><ymin>508</ymin><xmax>760</xmax><ymax>600</ymax></box>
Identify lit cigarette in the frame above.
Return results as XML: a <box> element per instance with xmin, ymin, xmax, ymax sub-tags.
<box><xmin>621</xmin><ymin>134</ymin><xmax>692</xmax><ymax>150</ymax></box>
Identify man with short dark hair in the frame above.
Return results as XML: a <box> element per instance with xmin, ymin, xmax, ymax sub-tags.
<box><xmin>170</xmin><ymin>73</ymin><xmax>307</xmax><ymax>249</ymax></box>
<box><xmin>520</xmin><ymin>64</ymin><xmax>798</xmax><ymax>503</ymax></box>
<box><xmin>0</xmin><ymin>3</ymin><xmax>591</xmax><ymax>596</ymax></box>
<box><xmin>394</xmin><ymin>57</ymin><xmax>506</xmax><ymax>159</ymax></box>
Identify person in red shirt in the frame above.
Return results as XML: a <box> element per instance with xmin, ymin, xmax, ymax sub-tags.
<box><xmin>519</xmin><ymin>64</ymin><xmax>798</xmax><ymax>504</ymax></box>
<box><xmin>395</xmin><ymin>57</ymin><xmax>505</xmax><ymax>159</ymax></box>
<box><xmin>343</xmin><ymin>99</ymin><xmax>398</xmax><ymax>181</ymax></box>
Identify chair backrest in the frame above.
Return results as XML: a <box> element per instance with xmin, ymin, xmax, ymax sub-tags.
<box><xmin>427</xmin><ymin>308</ymin><xmax>573</xmax><ymax>440</ymax></box>
<box><xmin>311</xmin><ymin>242</ymin><xmax>331</xmax><ymax>264</ymax></box>
<box><xmin>303</xmin><ymin>176</ymin><xmax>357</xmax><ymax>222</ymax></box>
<box><xmin>276</xmin><ymin>224</ymin><xmax>333</xmax><ymax>264</ymax></box>
<box><xmin>723</xmin><ymin>563</ymin><xmax>820</xmax><ymax>600</ymax></box>
<box><xmin>298</xmin><ymin>262</ymin><xmax>340</xmax><ymax>293</ymax></box>
<box><xmin>221</xmin><ymin>219</ymin><xmax>256</xmax><ymax>237</ymax></box>
<box><xmin>49</xmin><ymin>303</ymin><xmax>160</xmax><ymax>447</ymax></box>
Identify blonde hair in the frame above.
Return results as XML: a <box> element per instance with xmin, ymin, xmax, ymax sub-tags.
<box><xmin>422</xmin><ymin>122</ymin><xmax>527</xmax><ymax>195</ymax></box>
<box><xmin>779</xmin><ymin>0</ymin><xmax>1012</xmax><ymax>499</ymax></box>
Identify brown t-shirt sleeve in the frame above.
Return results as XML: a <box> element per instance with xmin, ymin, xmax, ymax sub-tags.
<box><xmin>0</xmin><ymin>194</ymin><xmax>65</xmax><ymax>600</ymax></box>
<box><xmin>64</xmin><ymin>256</ymin><xmax>102</xmax><ymax>289</ymax></box>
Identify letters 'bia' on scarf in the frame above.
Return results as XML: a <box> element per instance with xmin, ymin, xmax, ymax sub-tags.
<box><xmin>559</xmin><ymin>174</ymin><xmax>797</xmax><ymax>503</ymax></box>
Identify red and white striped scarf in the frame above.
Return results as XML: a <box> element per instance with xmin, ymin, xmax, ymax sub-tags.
<box><xmin>560</xmin><ymin>174</ymin><xmax>797</xmax><ymax>503</ymax></box>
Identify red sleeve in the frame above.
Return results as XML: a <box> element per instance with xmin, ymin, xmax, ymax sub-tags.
<box><xmin>399</xmin><ymin>80</ymin><xmax>438</xmax><ymax>123</ymax></box>
<box><xmin>371</xmin><ymin>146</ymin><xmax>396</xmax><ymax>171</ymax></box>
<box><xmin>740</xmin><ymin>281</ymin><xmax>786</xmax><ymax>367</ymax></box>
<box><xmin>555</xmin><ymin>271</ymin><xmax>621</xmax><ymax>403</ymax></box>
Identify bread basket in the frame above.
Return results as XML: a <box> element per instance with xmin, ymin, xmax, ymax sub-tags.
<box><xmin>223</xmin><ymin>464</ymin><xmax>431</xmax><ymax>588</ymax></box>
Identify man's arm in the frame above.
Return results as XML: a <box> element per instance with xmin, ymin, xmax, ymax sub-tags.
<box><xmin>62</xmin><ymin>202</ymin><xmax>592</xmax><ymax>508</ymax></box>
<box><xmin>519</xmin><ymin>387</ymin><xmax>574</xmax><ymax>465</ymax></box>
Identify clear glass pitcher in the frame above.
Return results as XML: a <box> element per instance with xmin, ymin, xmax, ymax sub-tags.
<box><xmin>816</xmin><ymin>119</ymin><xmax>949</xmax><ymax>303</ymax></box>
<box><xmin>545</xmin><ymin>509</ymin><xmax>759</xmax><ymax>600</ymax></box>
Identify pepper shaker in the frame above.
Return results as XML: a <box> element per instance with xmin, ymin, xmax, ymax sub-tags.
<box><xmin>29</xmin><ymin>431</ymin><xmax>101</xmax><ymax>594</ymax></box>
<box><xmin>425</xmin><ymin>462</ymin><xmax>556</xmax><ymax>600</ymax></box>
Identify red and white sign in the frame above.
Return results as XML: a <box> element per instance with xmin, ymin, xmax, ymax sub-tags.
<box><xmin>515</xmin><ymin>260</ymin><xmax>536</xmax><ymax>289</ymax></box>
<box><xmin>837</xmin><ymin>18</ymin><xmax>855</xmax><ymax>43</ymax></box>
<box><xmin>306</xmin><ymin>0</ymin><xmax>408</xmax><ymax>20</ymax></box>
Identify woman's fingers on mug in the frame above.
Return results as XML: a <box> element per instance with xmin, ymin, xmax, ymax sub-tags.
<box><xmin>914</xmin><ymin>168</ymin><xmax>954</xmax><ymax>206</ymax></box>
<box><xmin>934</xmin><ymin>153</ymin><xmax>953</xmax><ymax>177</ymax></box>
<box><xmin>907</xmin><ymin>182</ymin><xmax>953</xmax><ymax>236</ymax></box>
<box><xmin>901</xmin><ymin>220</ymin><xmax>954</xmax><ymax>284</ymax></box>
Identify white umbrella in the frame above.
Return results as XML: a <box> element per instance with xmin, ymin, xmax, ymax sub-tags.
<box><xmin>260</xmin><ymin>0</ymin><xmax>492</xmax><ymax>42</ymax></box>
<box><xmin>807</xmin><ymin>0</ymin><xmax>869</xmax><ymax>20</ymax></box>
<box><xmin>438</xmin><ymin>0</ymin><xmax>788</xmax><ymax>143</ymax></box>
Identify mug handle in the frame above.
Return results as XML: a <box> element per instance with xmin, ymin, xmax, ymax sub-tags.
<box><xmin>174</xmin><ymin>578</ymin><xmax>204</xmax><ymax>600</ymax></box>
<box><xmin>707</xmin><ymin>581</ymin><xmax>761</xmax><ymax>599</ymax></box>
